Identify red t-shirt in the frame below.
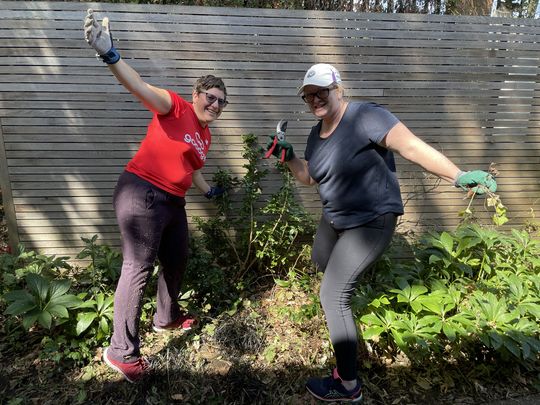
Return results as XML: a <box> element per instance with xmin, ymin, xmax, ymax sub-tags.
<box><xmin>126</xmin><ymin>90</ymin><xmax>211</xmax><ymax>197</ymax></box>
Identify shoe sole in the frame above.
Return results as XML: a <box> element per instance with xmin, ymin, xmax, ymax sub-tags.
<box><xmin>306</xmin><ymin>386</ymin><xmax>363</xmax><ymax>402</ymax></box>
<box><xmin>152</xmin><ymin>325</ymin><xmax>192</xmax><ymax>333</ymax></box>
<box><xmin>103</xmin><ymin>347</ymin><xmax>138</xmax><ymax>384</ymax></box>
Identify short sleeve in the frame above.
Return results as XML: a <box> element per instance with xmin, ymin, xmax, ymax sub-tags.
<box><xmin>359</xmin><ymin>103</ymin><xmax>400</xmax><ymax>144</ymax></box>
<box><xmin>161</xmin><ymin>90</ymin><xmax>189</xmax><ymax>117</ymax></box>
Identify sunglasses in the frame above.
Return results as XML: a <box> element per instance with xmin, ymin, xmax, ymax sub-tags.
<box><xmin>301</xmin><ymin>86</ymin><xmax>336</xmax><ymax>103</ymax></box>
<box><xmin>200</xmin><ymin>91</ymin><xmax>228</xmax><ymax>108</ymax></box>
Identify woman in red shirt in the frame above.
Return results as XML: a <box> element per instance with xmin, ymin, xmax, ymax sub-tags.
<box><xmin>85</xmin><ymin>9</ymin><xmax>226</xmax><ymax>383</ymax></box>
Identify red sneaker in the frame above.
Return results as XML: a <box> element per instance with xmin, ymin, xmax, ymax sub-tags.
<box><xmin>103</xmin><ymin>347</ymin><xmax>151</xmax><ymax>383</ymax></box>
<box><xmin>152</xmin><ymin>313</ymin><xmax>197</xmax><ymax>333</ymax></box>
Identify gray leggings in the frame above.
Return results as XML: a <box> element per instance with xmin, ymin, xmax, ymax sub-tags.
<box><xmin>109</xmin><ymin>171</ymin><xmax>189</xmax><ymax>362</ymax></box>
<box><xmin>312</xmin><ymin>213</ymin><xmax>397</xmax><ymax>380</ymax></box>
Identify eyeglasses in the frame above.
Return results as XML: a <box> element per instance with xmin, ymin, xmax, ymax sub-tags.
<box><xmin>200</xmin><ymin>91</ymin><xmax>228</xmax><ymax>108</ymax></box>
<box><xmin>301</xmin><ymin>86</ymin><xmax>336</xmax><ymax>103</ymax></box>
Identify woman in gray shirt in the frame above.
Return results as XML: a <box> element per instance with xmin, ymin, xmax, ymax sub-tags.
<box><xmin>266</xmin><ymin>63</ymin><xmax>496</xmax><ymax>402</ymax></box>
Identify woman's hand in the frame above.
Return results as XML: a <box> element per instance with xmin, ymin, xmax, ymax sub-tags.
<box><xmin>84</xmin><ymin>9</ymin><xmax>120</xmax><ymax>64</ymax></box>
<box><xmin>454</xmin><ymin>170</ymin><xmax>497</xmax><ymax>194</ymax></box>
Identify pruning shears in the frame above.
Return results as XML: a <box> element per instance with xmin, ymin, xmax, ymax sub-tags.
<box><xmin>264</xmin><ymin>119</ymin><xmax>288</xmax><ymax>163</ymax></box>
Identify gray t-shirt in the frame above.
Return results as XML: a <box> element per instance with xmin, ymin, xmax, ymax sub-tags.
<box><xmin>304</xmin><ymin>102</ymin><xmax>404</xmax><ymax>230</ymax></box>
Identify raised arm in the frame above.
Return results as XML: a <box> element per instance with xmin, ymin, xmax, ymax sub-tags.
<box><xmin>83</xmin><ymin>9</ymin><xmax>171</xmax><ymax>115</ymax></box>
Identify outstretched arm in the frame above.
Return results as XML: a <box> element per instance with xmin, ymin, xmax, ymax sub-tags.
<box><xmin>381</xmin><ymin>122</ymin><xmax>497</xmax><ymax>194</ymax></box>
<box><xmin>84</xmin><ymin>9</ymin><xmax>171</xmax><ymax>115</ymax></box>
<box><xmin>107</xmin><ymin>60</ymin><xmax>172</xmax><ymax>115</ymax></box>
<box><xmin>381</xmin><ymin>122</ymin><xmax>461</xmax><ymax>184</ymax></box>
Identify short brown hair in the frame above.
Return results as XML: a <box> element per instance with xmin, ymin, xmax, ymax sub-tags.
<box><xmin>193</xmin><ymin>75</ymin><xmax>227</xmax><ymax>98</ymax></box>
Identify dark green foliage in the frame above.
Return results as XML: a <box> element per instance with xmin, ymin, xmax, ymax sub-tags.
<box><xmin>357</xmin><ymin>223</ymin><xmax>540</xmax><ymax>365</ymax></box>
<box><xmin>194</xmin><ymin>134</ymin><xmax>316</xmax><ymax>285</ymax></box>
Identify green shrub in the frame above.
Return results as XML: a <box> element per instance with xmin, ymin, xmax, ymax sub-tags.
<box><xmin>357</xmin><ymin>223</ymin><xmax>540</xmax><ymax>365</ymax></box>
<box><xmin>194</xmin><ymin>134</ymin><xmax>315</xmax><ymax>284</ymax></box>
<box><xmin>4</xmin><ymin>273</ymin><xmax>81</xmax><ymax>330</ymax></box>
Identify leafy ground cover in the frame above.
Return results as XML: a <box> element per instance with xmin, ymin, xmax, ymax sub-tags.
<box><xmin>1</xmin><ymin>137</ymin><xmax>539</xmax><ymax>404</ymax></box>
<box><xmin>1</xmin><ymin>271</ymin><xmax>539</xmax><ymax>405</ymax></box>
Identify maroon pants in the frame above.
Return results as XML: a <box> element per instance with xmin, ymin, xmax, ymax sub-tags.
<box><xmin>108</xmin><ymin>171</ymin><xmax>189</xmax><ymax>362</ymax></box>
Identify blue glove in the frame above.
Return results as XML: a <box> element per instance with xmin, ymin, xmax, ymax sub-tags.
<box><xmin>204</xmin><ymin>186</ymin><xmax>226</xmax><ymax>199</ymax></box>
<box><xmin>454</xmin><ymin>170</ymin><xmax>497</xmax><ymax>195</ymax></box>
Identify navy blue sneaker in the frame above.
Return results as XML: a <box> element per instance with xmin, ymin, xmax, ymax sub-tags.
<box><xmin>306</xmin><ymin>368</ymin><xmax>363</xmax><ymax>402</ymax></box>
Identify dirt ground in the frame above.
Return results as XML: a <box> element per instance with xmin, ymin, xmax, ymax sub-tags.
<box><xmin>489</xmin><ymin>394</ymin><xmax>540</xmax><ymax>404</ymax></box>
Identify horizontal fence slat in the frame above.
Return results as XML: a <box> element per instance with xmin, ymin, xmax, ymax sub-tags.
<box><xmin>0</xmin><ymin>3</ymin><xmax>538</xmax><ymax>260</ymax></box>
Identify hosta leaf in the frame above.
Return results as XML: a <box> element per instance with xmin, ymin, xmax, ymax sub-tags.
<box><xmin>53</xmin><ymin>294</ymin><xmax>82</xmax><ymax>308</ymax></box>
<box><xmin>479</xmin><ymin>333</ymin><xmax>491</xmax><ymax>347</ymax></box>
<box><xmin>100</xmin><ymin>317</ymin><xmax>110</xmax><ymax>334</ymax></box>
<box><xmin>76</xmin><ymin>312</ymin><xmax>97</xmax><ymax>335</ymax></box>
<box><xmin>47</xmin><ymin>304</ymin><xmax>69</xmax><ymax>319</ymax></box>
<box><xmin>410</xmin><ymin>285</ymin><xmax>428</xmax><ymax>299</ymax></box>
<box><xmin>76</xmin><ymin>300</ymin><xmax>97</xmax><ymax>310</ymax></box>
<box><xmin>49</xmin><ymin>279</ymin><xmax>71</xmax><ymax>300</ymax></box>
<box><xmin>5</xmin><ymin>299</ymin><xmax>36</xmax><ymax>316</ymax></box>
<box><xmin>26</xmin><ymin>273</ymin><xmax>49</xmax><ymax>302</ymax></box>
<box><xmin>22</xmin><ymin>313</ymin><xmax>40</xmax><ymax>330</ymax></box>
<box><xmin>104</xmin><ymin>295</ymin><xmax>114</xmax><ymax>307</ymax></box>
<box><xmin>4</xmin><ymin>289</ymin><xmax>34</xmax><ymax>303</ymax></box>
<box><xmin>37</xmin><ymin>311</ymin><xmax>53</xmax><ymax>329</ymax></box>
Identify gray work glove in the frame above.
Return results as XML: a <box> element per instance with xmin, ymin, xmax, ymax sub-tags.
<box><xmin>83</xmin><ymin>9</ymin><xmax>120</xmax><ymax>64</ymax></box>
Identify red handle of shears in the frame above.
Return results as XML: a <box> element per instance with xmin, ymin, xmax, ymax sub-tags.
<box><xmin>279</xmin><ymin>149</ymin><xmax>286</xmax><ymax>163</ymax></box>
<box><xmin>264</xmin><ymin>136</ymin><xmax>278</xmax><ymax>159</ymax></box>
<box><xmin>264</xmin><ymin>137</ymin><xmax>286</xmax><ymax>162</ymax></box>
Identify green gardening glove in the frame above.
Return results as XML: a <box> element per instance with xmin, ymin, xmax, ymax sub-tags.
<box><xmin>454</xmin><ymin>170</ymin><xmax>497</xmax><ymax>195</ymax></box>
<box><xmin>265</xmin><ymin>135</ymin><xmax>295</xmax><ymax>162</ymax></box>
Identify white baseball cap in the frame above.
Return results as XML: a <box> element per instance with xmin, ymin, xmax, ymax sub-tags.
<box><xmin>297</xmin><ymin>64</ymin><xmax>342</xmax><ymax>95</ymax></box>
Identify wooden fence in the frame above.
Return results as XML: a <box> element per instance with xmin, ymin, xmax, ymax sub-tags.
<box><xmin>1</xmin><ymin>1</ymin><xmax>539</xmax><ymax>260</ymax></box>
